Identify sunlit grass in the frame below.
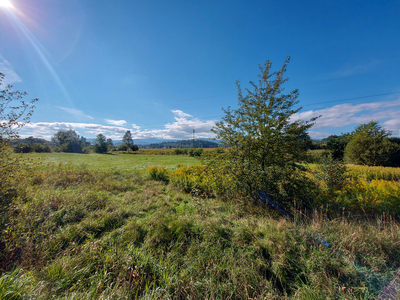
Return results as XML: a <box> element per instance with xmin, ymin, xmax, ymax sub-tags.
<box><xmin>2</xmin><ymin>156</ymin><xmax>400</xmax><ymax>298</ymax></box>
<box><xmin>24</xmin><ymin>152</ymin><xmax>200</xmax><ymax>171</ymax></box>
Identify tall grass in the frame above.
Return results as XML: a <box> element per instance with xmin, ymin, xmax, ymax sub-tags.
<box><xmin>348</xmin><ymin>165</ymin><xmax>400</xmax><ymax>182</ymax></box>
<box><xmin>1</xmin><ymin>161</ymin><xmax>400</xmax><ymax>298</ymax></box>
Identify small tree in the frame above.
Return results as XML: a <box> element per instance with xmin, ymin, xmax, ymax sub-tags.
<box><xmin>122</xmin><ymin>130</ymin><xmax>138</xmax><ymax>151</ymax></box>
<box><xmin>209</xmin><ymin>58</ymin><xmax>317</xmax><ymax>207</ymax></box>
<box><xmin>0</xmin><ymin>73</ymin><xmax>38</xmax><ymax>225</ymax></box>
<box><xmin>93</xmin><ymin>134</ymin><xmax>108</xmax><ymax>154</ymax></box>
<box><xmin>344</xmin><ymin>121</ymin><xmax>399</xmax><ymax>166</ymax></box>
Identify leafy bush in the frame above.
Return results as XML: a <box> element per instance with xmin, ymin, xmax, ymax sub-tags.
<box><xmin>313</xmin><ymin>154</ymin><xmax>349</xmax><ymax>190</ymax></box>
<box><xmin>188</xmin><ymin>148</ymin><xmax>203</xmax><ymax>157</ymax></box>
<box><xmin>13</xmin><ymin>142</ymin><xmax>33</xmax><ymax>153</ymax></box>
<box><xmin>145</xmin><ymin>166</ymin><xmax>169</xmax><ymax>182</ymax></box>
<box><xmin>173</xmin><ymin>148</ymin><xmax>188</xmax><ymax>155</ymax></box>
<box><xmin>306</xmin><ymin>149</ymin><xmax>330</xmax><ymax>163</ymax></box>
<box><xmin>168</xmin><ymin>165</ymin><xmax>217</xmax><ymax>197</ymax></box>
<box><xmin>32</xmin><ymin>143</ymin><xmax>51</xmax><ymax>153</ymax></box>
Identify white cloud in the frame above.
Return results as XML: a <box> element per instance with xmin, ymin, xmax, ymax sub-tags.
<box><xmin>18</xmin><ymin>100</ymin><xmax>400</xmax><ymax>142</ymax></box>
<box><xmin>307</xmin><ymin>131</ymin><xmax>334</xmax><ymax>139</ymax></box>
<box><xmin>383</xmin><ymin>119</ymin><xmax>400</xmax><ymax>137</ymax></box>
<box><xmin>0</xmin><ymin>55</ymin><xmax>22</xmax><ymax>85</ymax></box>
<box><xmin>21</xmin><ymin>122</ymin><xmax>130</xmax><ymax>140</ymax></box>
<box><xmin>20</xmin><ymin>110</ymin><xmax>218</xmax><ymax>141</ymax></box>
<box><xmin>56</xmin><ymin>106</ymin><xmax>94</xmax><ymax>119</ymax></box>
<box><xmin>105</xmin><ymin>119</ymin><xmax>127</xmax><ymax>126</ymax></box>
<box><xmin>172</xmin><ymin>110</ymin><xmax>192</xmax><ymax>118</ymax></box>
<box><xmin>293</xmin><ymin>99</ymin><xmax>400</xmax><ymax>132</ymax></box>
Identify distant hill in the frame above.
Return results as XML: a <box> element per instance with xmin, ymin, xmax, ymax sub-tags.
<box><xmin>139</xmin><ymin>139</ymin><xmax>219</xmax><ymax>149</ymax></box>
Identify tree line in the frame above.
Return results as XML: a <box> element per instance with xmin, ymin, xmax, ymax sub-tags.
<box><xmin>12</xmin><ymin>130</ymin><xmax>139</xmax><ymax>154</ymax></box>
<box><xmin>140</xmin><ymin>140</ymin><xmax>219</xmax><ymax>149</ymax></box>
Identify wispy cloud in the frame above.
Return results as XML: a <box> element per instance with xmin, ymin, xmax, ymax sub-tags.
<box><xmin>0</xmin><ymin>55</ymin><xmax>22</xmax><ymax>85</ymax></box>
<box><xmin>56</xmin><ymin>106</ymin><xmax>94</xmax><ymax>120</ymax></box>
<box><xmin>105</xmin><ymin>119</ymin><xmax>127</xmax><ymax>126</ymax></box>
<box><xmin>330</xmin><ymin>60</ymin><xmax>381</xmax><ymax>78</ymax></box>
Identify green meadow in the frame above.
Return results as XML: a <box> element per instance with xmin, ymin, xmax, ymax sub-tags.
<box><xmin>1</xmin><ymin>153</ymin><xmax>399</xmax><ymax>299</ymax></box>
<box><xmin>26</xmin><ymin>152</ymin><xmax>200</xmax><ymax>172</ymax></box>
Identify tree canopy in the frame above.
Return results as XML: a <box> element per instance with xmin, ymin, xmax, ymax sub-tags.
<box><xmin>121</xmin><ymin>130</ymin><xmax>138</xmax><ymax>151</ymax></box>
<box><xmin>93</xmin><ymin>134</ymin><xmax>108</xmax><ymax>154</ymax></box>
<box><xmin>344</xmin><ymin>121</ymin><xmax>399</xmax><ymax>166</ymax></box>
<box><xmin>51</xmin><ymin>130</ymin><xmax>86</xmax><ymax>153</ymax></box>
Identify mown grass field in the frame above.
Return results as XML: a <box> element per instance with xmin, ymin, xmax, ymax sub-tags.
<box><xmin>1</xmin><ymin>153</ymin><xmax>400</xmax><ymax>299</ymax></box>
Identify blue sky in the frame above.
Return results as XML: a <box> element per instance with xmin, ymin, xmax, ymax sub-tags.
<box><xmin>1</xmin><ymin>0</ymin><xmax>400</xmax><ymax>142</ymax></box>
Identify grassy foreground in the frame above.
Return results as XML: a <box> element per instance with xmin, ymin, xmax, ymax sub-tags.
<box><xmin>1</xmin><ymin>158</ymin><xmax>400</xmax><ymax>299</ymax></box>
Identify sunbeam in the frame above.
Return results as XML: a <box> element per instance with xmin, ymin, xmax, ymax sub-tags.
<box><xmin>2</xmin><ymin>3</ymin><xmax>73</xmax><ymax>106</ymax></box>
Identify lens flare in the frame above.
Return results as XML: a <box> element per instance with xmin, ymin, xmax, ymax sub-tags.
<box><xmin>3</xmin><ymin>1</ymin><xmax>73</xmax><ymax>107</ymax></box>
<box><xmin>0</xmin><ymin>0</ymin><xmax>12</xmax><ymax>8</ymax></box>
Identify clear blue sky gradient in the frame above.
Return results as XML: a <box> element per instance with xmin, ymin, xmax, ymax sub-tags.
<box><xmin>1</xmin><ymin>0</ymin><xmax>400</xmax><ymax>141</ymax></box>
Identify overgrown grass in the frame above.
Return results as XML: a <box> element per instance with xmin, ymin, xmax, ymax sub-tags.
<box><xmin>1</xmin><ymin>161</ymin><xmax>400</xmax><ymax>299</ymax></box>
<box><xmin>348</xmin><ymin>165</ymin><xmax>400</xmax><ymax>182</ymax></box>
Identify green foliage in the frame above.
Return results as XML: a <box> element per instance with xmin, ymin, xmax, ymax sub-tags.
<box><xmin>106</xmin><ymin>138</ymin><xmax>114</xmax><ymax>151</ymax></box>
<box><xmin>32</xmin><ymin>143</ymin><xmax>51</xmax><ymax>153</ymax></box>
<box><xmin>326</xmin><ymin>134</ymin><xmax>351</xmax><ymax>161</ymax></box>
<box><xmin>51</xmin><ymin>130</ymin><xmax>87</xmax><ymax>153</ymax></box>
<box><xmin>173</xmin><ymin>148</ymin><xmax>187</xmax><ymax>155</ymax></box>
<box><xmin>188</xmin><ymin>148</ymin><xmax>203</xmax><ymax>157</ymax></box>
<box><xmin>344</xmin><ymin>121</ymin><xmax>399</xmax><ymax>166</ymax></box>
<box><xmin>13</xmin><ymin>142</ymin><xmax>32</xmax><ymax>153</ymax></box>
<box><xmin>209</xmin><ymin>58</ymin><xmax>317</xmax><ymax>207</ymax></box>
<box><xmin>13</xmin><ymin>142</ymin><xmax>51</xmax><ymax>153</ymax></box>
<box><xmin>93</xmin><ymin>133</ymin><xmax>108</xmax><ymax>153</ymax></box>
<box><xmin>0</xmin><ymin>73</ymin><xmax>37</xmax><ymax>231</ymax></box>
<box><xmin>306</xmin><ymin>149</ymin><xmax>330</xmax><ymax>163</ymax></box>
<box><xmin>122</xmin><ymin>130</ymin><xmax>138</xmax><ymax>151</ymax></box>
<box><xmin>116</xmin><ymin>143</ymin><xmax>128</xmax><ymax>151</ymax></box>
<box><xmin>145</xmin><ymin>166</ymin><xmax>169</xmax><ymax>182</ymax></box>
<box><xmin>313</xmin><ymin>153</ymin><xmax>349</xmax><ymax>190</ymax></box>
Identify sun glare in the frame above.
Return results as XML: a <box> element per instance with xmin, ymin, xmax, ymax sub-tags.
<box><xmin>0</xmin><ymin>0</ymin><xmax>12</xmax><ymax>7</ymax></box>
